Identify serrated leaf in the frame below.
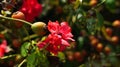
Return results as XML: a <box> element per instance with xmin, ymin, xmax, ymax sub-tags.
<box><xmin>21</xmin><ymin>42</ymin><xmax>30</xmax><ymax>57</ymax></box>
<box><xmin>96</xmin><ymin>12</ymin><xmax>104</xmax><ymax>31</ymax></box>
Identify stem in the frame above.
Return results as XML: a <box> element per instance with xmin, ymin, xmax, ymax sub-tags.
<box><xmin>0</xmin><ymin>15</ymin><xmax>32</xmax><ymax>26</ymax></box>
<box><xmin>1</xmin><ymin>29</ymin><xmax>9</xmax><ymax>34</ymax></box>
<box><xmin>18</xmin><ymin>59</ymin><xmax>27</xmax><ymax>67</ymax></box>
<box><xmin>23</xmin><ymin>26</ymin><xmax>34</xmax><ymax>47</ymax></box>
<box><xmin>91</xmin><ymin>0</ymin><xmax>106</xmax><ymax>10</ymax></box>
<box><xmin>96</xmin><ymin>0</ymin><xmax>106</xmax><ymax>8</ymax></box>
<box><xmin>23</xmin><ymin>34</ymin><xmax>38</xmax><ymax>41</ymax></box>
<box><xmin>0</xmin><ymin>54</ymin><xmax>17</xmax><ymax>59</ymax></box>
<box><xmin>0</xmin><ymin>24</ymin><xmax>12</xmax><ymax>33</ymax></box>
<box><xmin>23</xmin><ymin>26</ymin><xmax>31</xmax><ymax>42</ymax></box>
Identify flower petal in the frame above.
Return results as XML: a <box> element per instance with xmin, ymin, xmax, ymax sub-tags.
<box><xmin>61</xmin><ymin>39</ymin><xmax>70</xmax><ymax>46</ymax></box>
<box><xmin>0</xmin><ymin>47</ymin><xmax>5</xmax><ymax>57</ymax></box>
<box><xmin>60</xmin><ymin>22</ymin><xmax>74</xmax><ymax>41</ymax></box>
<box><xmin>60</xmin><ymin>22</ymin><xmax>71</xmax><ymax>34</ymax></box>
<box><xmin>48</xmin><ymin>21</ymin><xmax>60</xmax><ymax>34</ymax></box>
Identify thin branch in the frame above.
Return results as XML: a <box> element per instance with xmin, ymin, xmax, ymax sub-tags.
<box><xmin>23</xmin><ymin>34</ymin><xmax>38</xmax><ymax>41</ymax></box>
<box><xmin>91</xmin><ymin>0</ymin><xmax>106</xmax><ymax>10</ymax></box>
<box><xmin>0</xmin><ymin>23</ymin><xmax>12</xmax><ymax>33</ymax></box>
<box><xmin>18</xmin><ymin>59</ymin><xmax>27</xmax><ymax>67</ymax></box>
<box><xmin>0</xmin><ymin>15</ymin><xmax>32</xmax><ymax>26</ymax></box>
<box><xmin>0</xmin><ymin>54</ymin><xmax>17</xmax><ymax>60</ymax></box>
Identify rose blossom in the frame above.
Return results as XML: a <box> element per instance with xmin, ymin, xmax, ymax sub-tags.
<box><xmin>38</xmin><ymin>21</ymin><xmax>74</xmax><ymax>55</ymax></box>
<box><xmin>19</xmin><ymin>0</ymin><xmax>42</xmax><ymax>22</ymax></box>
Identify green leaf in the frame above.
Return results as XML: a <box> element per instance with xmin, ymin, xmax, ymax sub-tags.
<box><xmin>105</xmin><ymin>0</ymin><xmax>115</xmax><ymax>10</ymax></box>
<box><xmin>86</xmin><ymin>17</ymin><xmax>96</xmax><ymax>35</ymax></box>
<box><xmin>57</xmin><ymin>52</ymin><xmax>66</xmax><ymax>62</ymax></box>
<box><xmin>27</xmin><ymin>53</ymin><xmax>36</xmax><ymax>67</ymax></box>
<box><xmin>21</xmin><ymin>42</ymin><xmax>30</xmax><ymax>57</ymax></box>
<box><xmin>74</xmin><ymin>0</ymin><xmax>80</xmax><ymax>9</ymax></box>
<box><xmin>96</xmin><ymin>12</ymin><xmax>104</xmax><ymax>31</ymax></box>
<box><xmin>108</xmin><ymin>52</ymin><xmax>118</xmax><ymax>65</ymax></box>
<box><xmin>41</xmin><ymin>36</ymin><xmax>47</xmax><ymax>41</ymax></box>
<box><xmin>37</xmin><ymin>52</ymin><xmax>49</xmax><ymax>67</ymax></box>
<box><xmin>27</xmin><ymin>52</ymin><xmax>49</xmax><ymax>67</ymax></box>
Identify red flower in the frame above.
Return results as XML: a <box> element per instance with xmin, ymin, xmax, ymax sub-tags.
<box><xmin>48</xmin><ymin>21</ymin><xmax>74</xmax><ymax>42</ymax></box>
<box><xmin>19</xmin><ymin>0</ymin><xmax>42</xmax><ymax>22</ymax></box>
<box><xmin>0</xmin><ymin>47</ymin><xmax>5</xmax><ymax>57</ymax></box>
<box><xmin>38</xmin><ymin>21</ymin><xmax>74</xmax><ymax>55</ymax></box>
<box><xmin>0</xmin><ymin>40</ymin><xmax>7</xmax><ymax>57</ymax></box>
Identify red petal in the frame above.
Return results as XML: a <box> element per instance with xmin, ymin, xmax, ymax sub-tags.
<box><xmin>60</xmin><ymin>22</ymin><xmax>71</xmax><ymax>35</ymax></box>
<box><xmin>48</xmin><ymin>21</ymin><xmax>60</xmax><ymax>34</ymax></box>
<box><xmin>0</xmin><ymin>47</ymin><xmax>5</xmax><ymax>57</ymax></box>
<box><xmin>61</xmin><ymin>39</ymin><xmax>70</xmax><ymax>46</ymax></box>
<box><xmin>60</xmin><ymin>22</ymin><xmax>74</xmax><ymax>40</ymax></box>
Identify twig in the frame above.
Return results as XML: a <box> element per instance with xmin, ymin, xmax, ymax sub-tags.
<box><xmin>23</xmin><ymin>26</ymin><xmax>31</xmax><ymax>42</ymax></box>
<box><xmin>18</xmin><ymin>59</ymin><xmax>27</xmax><ymax>67</ymax></box>
<box><xmin>1</xmin><ymin>29</ymin><xmax>9</xmax><ymax>34</ymax></box>
<box><xmin>0</xmin><ymin>15</ymin><xmax>32</xmax><ymax>26</ymax></box>
<box><xmin>0</xmin><ymin>54</ymin><xmax>17</xmax><ymax>60</ymax></box>
<box><xmin>91</xmin><ymin>0</ymin><xmax>106</xmax><ymax>10</ymax></box>
<box><xmin>0</xmin><ymin>24</ymin><xmax>12</xmax><ymax>33</ymax></box>
<box><xmin>23</xmin><ymin>34</ymin><xmax>38</xmax><ymax>41</ymax></box>
<box><xmin>23</xmin><ymin>26</ymin><xmax>34</xmax><ymax>47</ymax></box>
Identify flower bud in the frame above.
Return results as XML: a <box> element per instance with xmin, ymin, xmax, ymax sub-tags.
<box><xmin>31</xmin><ymin>22</ymin><xmax>47</xmax><ymax>36</ymax></box>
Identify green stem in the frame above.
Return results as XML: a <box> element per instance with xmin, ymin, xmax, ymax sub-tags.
<box><xmin>0</xmin><ymin>15</ymin><xmax>32</xmax><ymax>26</ymax></box>
<box><xmin>23</xmin><ymin>26</ymin><xmax>31</xmax><ymax>42</ymax></box>
<box><xmin>18</xmin><ymin>59</ymin><xmax>27</xmax><ymax>67</ymax></box>
<box><xmin>96</xmin><ymin>0</ymin><xmax>106</xmax><ymax>7</ymax></box>
<box><xmin>91</xmin><ymin>0</ymin><xmax>106</xmax><ymax>10</ymax></box>
<box><xmin>1</xmin><ymin>29</ymin><xmax>9</xmax><ymax>34</ymax></box>
<box><xmin>0</xmin><ymin>24</ymin><xmax>12</xmax><ymax>33</ymax></box>
<box><xmin>23</xmin><ymin>34</ymin><xmax>38</xmax><ymax>41</ymax></box>
<box><xmin>23</xmin><ymin>26</ymin><xmax>35</xmax><ymax>47</ymax></box>
<box><xmin>0</xmin><ymin>54</ymin><xmax>17</xmax><ymax>59</ymax></box>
